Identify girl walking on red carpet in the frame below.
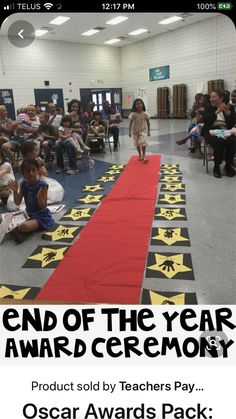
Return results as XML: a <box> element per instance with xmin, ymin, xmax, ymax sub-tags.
<box><xmin>129</xmin><ymin>98</ymin><xmax>150</xmax><ymax>162</ymax></box>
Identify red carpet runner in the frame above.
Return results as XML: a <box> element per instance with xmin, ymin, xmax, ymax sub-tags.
<box><xmin>37</xmin><ymin>155</ymin><xmax>160</xmax><ymax>303</ymax></box>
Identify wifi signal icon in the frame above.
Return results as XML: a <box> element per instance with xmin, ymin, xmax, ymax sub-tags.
<box><xmin>44</xmin><ymin>3</ymin><xmax>53</xmax><ymax>9</ymax></box>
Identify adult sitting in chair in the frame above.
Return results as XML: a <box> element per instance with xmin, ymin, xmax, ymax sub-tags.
<box><xmin>0</xmin><ymin>105</ymin><xmax>13</xmax><ymax>148</ymax></box>
<box><xmin>68</xmin><ymin>99</ymin><xmax>88</xmax><ymax>141</ymax></box>
<box><xmin>202</xmin><ymin>89</ymin><xmax>235</xmax><ymax>178</ymax></box>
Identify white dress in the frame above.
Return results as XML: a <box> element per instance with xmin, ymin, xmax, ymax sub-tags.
<box><xmin>129</xmin><ymin>111</ymin><xmax>149</xmax><ymax>146</ymax></box>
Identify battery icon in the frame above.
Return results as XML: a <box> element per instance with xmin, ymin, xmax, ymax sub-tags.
<box><xmin>217</xmin><ymin>2</ymin><xmax>233</xmax><ymax>9</ymax></box>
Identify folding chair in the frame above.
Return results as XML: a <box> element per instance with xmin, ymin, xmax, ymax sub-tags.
<box><xmin>200</xmin><ymin>137</ymin><xmax>214</xmax><ymax>173</ymax></box>
<box><xmin>105</xmin><ymin>122</ymin><xmax>121</xmax><ymax>151</ymax></box>
<box><xmin>103</xmin><ymin>121</ymin><xmax>112</xmax><ymax>153</ymax></box>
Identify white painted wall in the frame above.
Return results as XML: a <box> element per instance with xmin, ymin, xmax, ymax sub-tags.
<box><xmin>0</xmin><ymin>37</ymin><xmax>121</xmax><ymax>110</ymax></box>
<box><xmin>121</xmin><ymin>14</ymin><xmax>236</xmax><ymax>116</ymax></box>
<box><xmin>0</xmin><ymin>14</ymin><xmax>235</xmax><ymax>116</ymax></box>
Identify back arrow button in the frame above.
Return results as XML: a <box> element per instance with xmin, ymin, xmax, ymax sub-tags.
<box><xmin>8</xmin><ymin>21</ymin><xmax>35</xmax><ymax>48</ymax></box>
<box><xmin>18</xmin><ymin>29</ymin><xmax>24</xmax><ymax>39</ymax></box>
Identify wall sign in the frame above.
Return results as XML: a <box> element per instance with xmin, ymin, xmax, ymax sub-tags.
<box><xmin>149</xmin><ymin>65</ymin><xmax>170</xmax><ymax>81</ymax></box>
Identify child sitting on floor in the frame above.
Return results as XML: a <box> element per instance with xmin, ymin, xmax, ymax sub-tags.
<box><xmin>8</xmin><ymin>159</ymin><xmax>54</xmax><ymax>243</ymax></box>
<box><xmin>21</xmin><ymin>140</ymin><xmax>48</xmax><ymax>176</ymax></box>
<box><xmin>7</xmin><ymin>141</ymin><xmax>64</xmax><ymax>211</ymax></box>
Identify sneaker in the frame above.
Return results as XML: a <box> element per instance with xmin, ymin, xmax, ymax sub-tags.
<box><xmin>213</xmin><ymin>165</ymin><xmax>221</xmax><ymax>178</ymax></box>
<box><xmin>138</xmin><ymin>156</ymin><xmax>143</xmax><ymax>161</ymax></box>
<box><xmin>66</xmin><ymin>168</ymin><xmax>79</xmax><ymax>175</ymax></box>
<box><xmin>56</xmin><ymin>168</ymin><xmax>64</xmax><ymax>174</ymax></box>
<box><xmin>143</xmin><ymin>156</ymin><xmax>149</xmax><ymax>163</ymax></box>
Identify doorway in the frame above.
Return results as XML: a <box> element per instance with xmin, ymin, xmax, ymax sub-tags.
<box><xmin>91</xmin><ymin>90</ymin><xmax>111</xmax><ymax>111</ymax></box>
<box><xmin>80</xmin><ymin>88</ymin><xmax>122</xmax><ymax>113</ymax></box>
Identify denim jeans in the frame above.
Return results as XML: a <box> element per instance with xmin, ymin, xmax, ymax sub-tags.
<box><xmin>55</xmin><ymin>139</ymin><xmax>77</xmax><ymax>170</ymax></box>
<box><xmin>108</xmin><ymin>126</ymin><xmax>119</xmax><ymax>148</ymax></box>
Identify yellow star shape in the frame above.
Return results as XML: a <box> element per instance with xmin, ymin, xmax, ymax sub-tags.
<box><xmin>28</xmin><ymin>246</ymin><xmax>67</xmax><ymax>268</ymax></box>
<box><xmin>78</xmin><ymin>194</ymin><xmax>103</xmax><ymax>204</ymax></box>
<box><xmin>0</xmin><ymin>285</ymin><xmax>30</xmax><ymax>299</ymax></box>
<box><xmin>152</xmin><ymin>228</ymin><xmax>189</xmax><ymax>245</ymax></box>
<box><xmin>150</xmin><ymin>290</ymin><xmax>185</xmax><ymax>305</ymax></box>
<box><xmin>161</xmin><ymin>164</ymin><xmax>179</xmax><ymax>168</ymax></box>
<box><xmin>63</xmin><ymin>208</ymin><xmax>92</xmax><ymax>221</ymax></box>
<box><xmin>162</xmin><ymin>183</ymin><xmax>185</xmax><ymax>192</ymax></box>
<box><xmin>161</xmin><ymin>169</ymin><xmax>181</xmax><ymax>175</ymax></box>
<box><xmin>109</xmin><ymin>164</ymin><xmax>125</xmax><ymax>169</ymax></box>
<box><xmin>44</xmin><ymin>225</ymin><xmax>79</xmax><ymax>241</ymax></box>
<box><xmin>161</xmin><ymin>176</ymin><xmax>181</xmax><ymax>183</ymax></box>
<box><xmin>82</xmin><ymin>184</ymin><xmax>104</xmax><ymax>192</ymax></box>
<box><xmin>105</xmin><ymin>170</ymin><xmax>122</xmax><ymax>175</ymax></box>
<box><xmin>156</xmin><ymin>208</ymin><xmax>185</xmax><ymax>220</ymax></box>
<box><xmin>147</xmin><ymin>253</ymin><xmax>192</xmax><ymax>279</ymax></box>
<box><xmin>98</xmin><ymin>176</ymin><xmax>115</xmax><ymax>183</ymax></box>
<box><xmin>159</xmin><ymin>194</ymin><xmax>185</xmax><ymax>204</ymax></box>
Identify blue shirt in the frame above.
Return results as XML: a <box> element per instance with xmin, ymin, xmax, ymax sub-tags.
<box><xmin>100</xmin><ymin>109</ymin><xmax>109</xmax><ymax>121</ymax></box>
<box><xmin>21</xmin><ymin>179</ymin><xmax>48</xmax><ymax>215</ymax></box>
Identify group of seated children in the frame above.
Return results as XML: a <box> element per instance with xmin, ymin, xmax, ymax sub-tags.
<box><xmin>0</xmin><ymin>100</ymin><xmax>121</xmax><ymax>244</ymax></box>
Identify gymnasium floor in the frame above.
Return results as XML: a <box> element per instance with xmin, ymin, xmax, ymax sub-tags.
<box><xmin>0</xmin><ymin>118</ymin><xmax>235</xmax><ymax>304</ymax></box>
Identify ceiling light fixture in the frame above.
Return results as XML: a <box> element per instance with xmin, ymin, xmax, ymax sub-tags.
<box><xmin>49</xmin><ymin>16</ymin><xmax>71</xmax><ymax>25</ymax></box>
<box><xmin>158</xmin><ymin>16</ymin><xmax>183</xmax><ymax>25</ymax></box>
<box><xmin>35</xmin><ymin>29</ymin><xmax>48</xmax><ymax>36</ymax></box>
<box><xmin>106</xmin><ymin>16</ymin><xmax>128</xmax><ymax>25</ymax></box>
<box><xmin>129</xmin><ymin>29</ymin><xmax>148</xmax><ymax>36</ymax></box>
<box><xmin>105</xmin><ymin>38</ymin><xmax>121</xmax><ymax>44</ymax></box>
<box><xmin>81</xmin><ymin>29</ymin><xmax>100</xmax><ymax>36</ymax></box>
